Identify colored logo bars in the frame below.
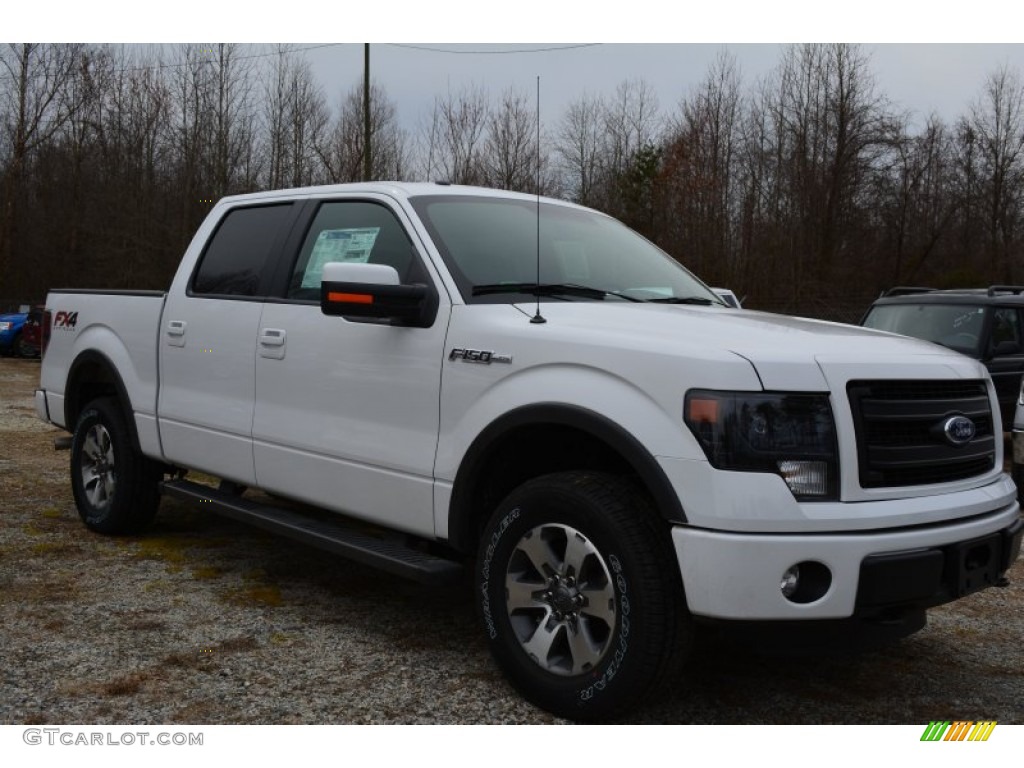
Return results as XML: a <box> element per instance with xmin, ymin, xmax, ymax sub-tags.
<box><xmin>920</xmin><ymin>721</ymin><xmax>997</xmax><ymax>742</ymax></box>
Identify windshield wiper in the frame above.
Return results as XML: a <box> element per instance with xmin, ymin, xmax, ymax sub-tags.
<box><xmin>646</xmin><ymin>296</ymin><xmax>717</xmax><ymax>306</ymax></box>
<box><xmin>472</xmin><ymin>283</ymin><xmax>641</xmax><ymax>302</ymax></box>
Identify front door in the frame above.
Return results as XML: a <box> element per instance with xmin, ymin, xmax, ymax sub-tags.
<box><xmin>252</xmin><ymin>197</ymin><xmax>450</xmax><ymax>538</ymax></box>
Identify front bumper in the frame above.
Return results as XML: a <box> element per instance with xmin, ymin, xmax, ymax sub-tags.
<box><xmin>672</xmin><ymin>503</ymin><xmax>1022</xmax><ymax>620</ymax></box>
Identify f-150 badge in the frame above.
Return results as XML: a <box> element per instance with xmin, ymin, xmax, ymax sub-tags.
<box><xmin>449</xmin><ymin>348</ymin><xmax>512</xmax><ymax>364</ymax></box>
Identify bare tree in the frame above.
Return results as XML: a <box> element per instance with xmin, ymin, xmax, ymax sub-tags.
<box><xmin>962</xmin><ymin>64</ymin><xmax>1024</xmax><ymax>282</ymax></box>
<box><xmin>419</xmin><ymin>85</ymin><xmax>489</xmax><ymax>185</ymax></box>
<box><xmin>317</xmin><ymin>80</ymin><xmax>407</xmax><ymax>183</ymax></box>
<box><xmin>0</xmin><ymin>43</ymin><xmax>84</xmax><ymax>288</ymax></box>
<box><xmin>481</xmin><ymin>87</ymin><xmax>537</xmax><ymax>192</ymax></box>
<box><xmin>206</xmin><ymin>43</ymin><xmax>260</xmax><ymax>197</ymax></box>
<box><xmin>603</xmin><ymin>79</ymin><xmax>662</xmax><ymax>178</ymax></box>
<box><xmin>660</xmin><ymin>51</ymin><xmax>744</xmax><ymax>281</ymax></box>
<box><xmin>871</xmin><ymin>114</ymin><xmax>957</xmax><ymax>287</ymax></box>
<box><xmin>555</xmin><ymin>93</ymin><xmax>604</xmax><ymax>205</ymax></box>
<box><xmin>262</xmin><ymin>46</ymin><xmax>330</xmax><ymax>189</ymax></box>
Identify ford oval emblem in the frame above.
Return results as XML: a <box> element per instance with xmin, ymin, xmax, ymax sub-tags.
<box><xmin>943</xmin><ymin>415</ymin><xmax>977</xmax><ymax>446</ymax></box>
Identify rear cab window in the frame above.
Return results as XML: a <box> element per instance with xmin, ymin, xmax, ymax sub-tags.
<box><xmin>191</xmin><ymin>203</ymin><xmax>296</xmax><ymax>298</ymax></box>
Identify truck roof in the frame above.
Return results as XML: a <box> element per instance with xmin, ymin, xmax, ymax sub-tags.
<box><xmin>216</xmin><ymin>181</ymin><xmax>589</xmax><ymax>210</ymax></box>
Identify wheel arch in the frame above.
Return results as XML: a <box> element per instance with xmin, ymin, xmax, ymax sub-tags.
<box><xmin>65</xmin><ymin>350</ymin><xmax>142</xmax><ymax>453</ymax></box>
<box><xmin>446</xmin><ymin>403</ymin><xmax>686</xmax><ymax>554</ymax></box>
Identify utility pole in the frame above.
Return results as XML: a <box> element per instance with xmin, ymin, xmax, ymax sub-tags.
<box><xmin>363</xmin><ymin>43</ymin><xmax>371</xmax><ymax>182</ymax></box>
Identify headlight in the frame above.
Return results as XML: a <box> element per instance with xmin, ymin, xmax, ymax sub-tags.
<box><xmin>0</xmin><ymin>322</ymin><xmax>10</xmax><ymax>331</ymax></box>
<box><xmin>684</xmin><ymin>390</ymin><xmax>838</xmax><ymax>500</ymax></box>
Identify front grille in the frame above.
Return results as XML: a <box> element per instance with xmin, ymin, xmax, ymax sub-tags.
<box><xmin>847</xmin><ymin>380</ymin><xmax>996</xmax><ymax>488</ymax></box>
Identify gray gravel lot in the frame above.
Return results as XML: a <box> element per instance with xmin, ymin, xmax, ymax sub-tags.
<box><xmin>1</xmin><ymin>357</ymin><xmax>1022</xmax><ymax>724</ymax></box>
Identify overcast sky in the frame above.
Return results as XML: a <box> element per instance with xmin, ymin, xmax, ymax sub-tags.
<box><xmin>10</xmin><ymin>2</ymin><xmax>1024</xmax><ymax>138</ymax></box>
<box><xmin>299</xmin><ymin>43</ymin><xmax>1024</xmax><ymax>135</ymax></box>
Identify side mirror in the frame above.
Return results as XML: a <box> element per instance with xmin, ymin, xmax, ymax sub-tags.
<box><xmin>320</xmin><ymin>262</ymin><xmax>435</xmax><ymax>328</ymax></box>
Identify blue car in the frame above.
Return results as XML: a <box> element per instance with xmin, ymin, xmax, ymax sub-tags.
<box><xmin>0</xmin><ymin>310</ymin><xmax>29</xmax><ymax>357</ymax></box>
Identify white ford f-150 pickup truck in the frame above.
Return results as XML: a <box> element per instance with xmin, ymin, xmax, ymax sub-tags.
<box><xmin>36</xmin><ymin>182</ymin><xmax>1023</xmax><ymax>720</ymax></box>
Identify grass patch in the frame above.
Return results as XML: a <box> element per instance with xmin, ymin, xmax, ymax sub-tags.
<box><xmin>162</xmin><ymin>650</ymin><xmax>213</xmax><ymax>670</ymax></box>
<box><xmin>222</xmin><ymin>583</ymin><xmax>283</xmax><ymax>607</ymax></box>
<box><xmin>40</xmin><ymin>507</ymin><xmax>63</xmax><ymax>519</ymax></box>
<box><xmin>219</xmin><ymin>635</ymin><xmax>258</xmax><ymax>653</ymax></box>
<box><xmin>126</xmin><ymin>619</ymin><xmax>166</xmax><ymax>631</ymax></box>
<box><xmin>30</xmin><ymin>541</ymin><xmax>82</xmax><ymax>556</ymax></box>
<box><xmin>134</xmin><ymin>537</ymin><xmax>189</xmax><ymax>564</ymax></box>
<box><xmin>101</xmin><ymin>673</ymin><xmax>147</xmax><ymax>696</ymax></box>
<box><xmin>192</xmin><ymin>566</ymin><xmax>223</xmax><ymax>580</ymax></box>
<box><xmin>244</xmin><ymin>585</ymin><xmax>282</xmax><ymax>606</ymax></box>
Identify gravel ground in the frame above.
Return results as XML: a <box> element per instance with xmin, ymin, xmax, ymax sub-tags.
<box><xmin>1</xmin><ymin>356</ymin><xmax>1022</xmax><ymax>724</ymax></box>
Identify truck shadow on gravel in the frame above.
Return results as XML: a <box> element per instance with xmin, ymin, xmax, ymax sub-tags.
<box><xmin>118</xmin><ymin>500</ymin><xmax>1023</xmax><ymax>724</ymax></box>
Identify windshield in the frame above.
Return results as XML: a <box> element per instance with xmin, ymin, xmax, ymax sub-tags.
<box><xmin>408</xmin><ymin>194</ymin><xmax>722</xmax><ymax>305</ymax></box>
<box><xmin>862</xmin><ymin>303</ymin><xmax>986</xmax><ymax>355</ymax></box>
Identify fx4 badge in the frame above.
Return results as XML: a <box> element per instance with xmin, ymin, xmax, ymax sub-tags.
<box><xmin>54</xmin><ymin>310</ymin><xmax>79</xmax><ymax>330</ymax></box>
<box><xmin>449</xmin><ymin>348</ymin><xmax>512</xmax><ymax>364</ymax></box>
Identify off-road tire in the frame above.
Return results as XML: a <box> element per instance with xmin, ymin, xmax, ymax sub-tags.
<box><xmin>476</xmin><ymin>471</ymin><xmax>691</xmax><ymax>721</ymax></box>
<box><xmin>70</xmin><ymin>397</ymin><xmax>161</xmax><ymax>534</ymax></box>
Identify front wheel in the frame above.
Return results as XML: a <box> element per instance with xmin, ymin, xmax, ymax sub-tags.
<box><xmin>70</xmin><ymin>397</ymin><xmax>161</xmax><ymax>534</ymax></box>
<box><xmin>476</xmin><ymin>471</ymin><xmax>690</xmax><ymax>721</ymax></box>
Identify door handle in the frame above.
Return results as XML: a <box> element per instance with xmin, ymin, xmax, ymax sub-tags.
<box><xmin>259</xmin><ymin>329</ymin><xmax>286</xmax><ymax>346</ymax></box>
<box><xmin>259</xmin><ymin>328</ymin><xmax>286</xmax><ymax>359</ymax></box>
<box><xmin>167</xmin><ymin>320</ymin><xmax>186</xmax><ymax>347</ymax></box>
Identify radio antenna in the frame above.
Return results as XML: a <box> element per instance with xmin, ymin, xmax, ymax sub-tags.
<box><xmin>530</xmin><ymin>74</ymin><xmax>546</xmax><ymax>325</ymax></box>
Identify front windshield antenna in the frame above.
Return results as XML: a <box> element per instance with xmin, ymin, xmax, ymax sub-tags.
<box><xmin>530</xmin><ymin>75</ymin><xmax>546</xmax><ymax>325</ymax></box>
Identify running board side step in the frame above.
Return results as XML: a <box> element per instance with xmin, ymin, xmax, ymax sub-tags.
<box><xmin>159</xmin><ymin>479</ymin><xmax>463</xmax><ymax>586</ymax></box>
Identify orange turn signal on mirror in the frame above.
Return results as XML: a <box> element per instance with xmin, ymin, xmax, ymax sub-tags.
<box><xmin>327</xmin><ymin>292</ymin><xmax>374</xmax><ymax>305</ymax></box>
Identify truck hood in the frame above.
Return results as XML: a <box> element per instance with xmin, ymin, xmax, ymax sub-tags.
<box><xmin>512</xmin><ymin>302</ymin><xmax>986</xmax><ymax>390</ymax></box>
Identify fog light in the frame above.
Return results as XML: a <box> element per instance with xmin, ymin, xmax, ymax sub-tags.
<box><xmin>778</xmin><ymin>460</ymin><xmax>829</xmax><ymax>497</ymax></box>
<box><xmin>780</xmin><ymin>565</ymin><xmax>800</xmax><ymax>598</ymax></box>
<box><xmin>779</xmin><ymin>561</ymin><xmax>833</xmax><ymax>604</ymax></box>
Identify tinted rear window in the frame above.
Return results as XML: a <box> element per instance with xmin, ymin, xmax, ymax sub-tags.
<box><xmin>192</xmin><ymin>203</ymin><xmax>294</xmax><ymax>297</ymax></box>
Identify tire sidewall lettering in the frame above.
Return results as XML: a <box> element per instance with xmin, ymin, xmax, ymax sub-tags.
<box><xmin>480</xmin><ymin>506</ymin><xmax>520</xmax><ymax>640</ymax></box>
<box><xmin>577</xmin><ymin>550</ymin><xmax>630</xmax><ymax>703</ymax></box>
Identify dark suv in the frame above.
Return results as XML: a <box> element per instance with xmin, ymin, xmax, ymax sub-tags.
<box><xmin>861</xmin><ymin>286</ymin><xmax>1024</xmax><ymax>432</ymax></box>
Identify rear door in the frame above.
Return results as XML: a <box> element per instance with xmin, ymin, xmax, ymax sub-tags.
<box><xmin>252</xmin><ymin>195</ymin><xmax>451</xmax><ymax>538</ymax></box>
<box><xmin>158</xmin><ymin>202</ymin><xmax>299</xmax><ymax>484</ymax></box>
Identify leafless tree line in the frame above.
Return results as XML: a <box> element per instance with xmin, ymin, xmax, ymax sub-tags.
<box><xmin>2</xmin><ymin>42</ymin><xmax>1023</xmax><ymax>319</ymax></box>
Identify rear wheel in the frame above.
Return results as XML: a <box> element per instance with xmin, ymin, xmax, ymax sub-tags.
<box><xmin>476</xmin><ymin>471</ymin><xmax>690</xmax><ymax>721</ymax></box>
<box><xmin>16</xmin><ymin>333</ymin><xmax>37</xmax><ymax>358</ymax></box>
<box><xmin>70</xmin><ymin>397</ymin><xmax>161</xmax><ymax>534</ymax></box>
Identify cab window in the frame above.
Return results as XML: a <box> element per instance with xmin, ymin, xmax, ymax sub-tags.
<box><xmin>192</xmin><ymin>203</ymin><xmax>295</xmax><ymax>297</ymax></box>
<box><xmin>288</xmin><ymin>201</ymin><xmax>426</xmax><ymax>301</ymax></box>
